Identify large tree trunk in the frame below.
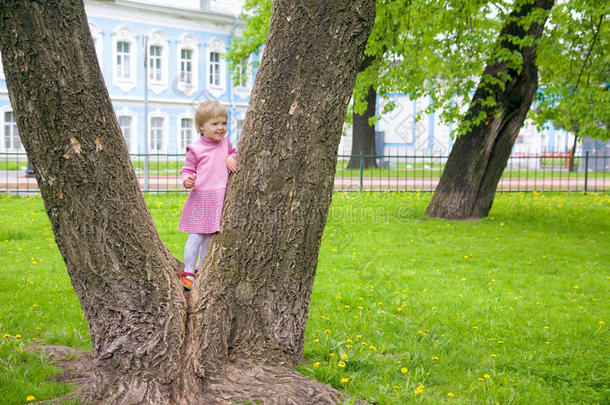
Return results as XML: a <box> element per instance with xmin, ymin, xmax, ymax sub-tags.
<box><xmin>425</xmin><ymin>0</ymin><xmax>555</xmax><ymax>220</ymax></box>
<box><xmin>0</xmin><ymin>0</ymin><xmax>375</xmax><ymax>403</ymax></box>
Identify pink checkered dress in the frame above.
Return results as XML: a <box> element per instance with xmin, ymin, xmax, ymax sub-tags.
<box><xmin>179</xmin><ymin>135</ymin><xmax>236</xmax><ymax>234</ymax></box>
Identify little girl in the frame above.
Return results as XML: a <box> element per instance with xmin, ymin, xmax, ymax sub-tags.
<box><xmin>178</xmin><ymin>100</ymin><xmax>237</xmax><ymax>289</ymax></box>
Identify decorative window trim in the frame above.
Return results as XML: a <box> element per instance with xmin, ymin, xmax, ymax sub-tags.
<box><xmin>233</xmin><ymin>56</ymin><xmax>252</xmax><ymax>100</ymax></box>
<box><xmin>0</xmin><ymin>106</ymin><xmax>23</xmax><ymax>153</ymax></box>
<box><xmin>177</xmin><ymin>111</ymin><xmax>196</xmax><ymax>153</ymax></box>
<box><xmin>116</xmin><ymin>107</ymin><xmax>137</xmax><ymax>154</ymax></box>
<box><xmin>148</xmin><ymin>109</ymin><xmax>169</xmax><ymax>154</ymax></box>
<box><xmin>206</xmin><ymin>37</ymin><xmax>227</xmax><ymax>98</ymax></box>
<box><xmin>147</xmin><ymin>30</ymin><xmax>169</xmax><ymax>95</ymax></box>
<box><xmin>112</xmin><ymin>25</ymin><xmax>137</xmax><ymax>92</ymax></box>
<box><xmin>89</xmin><ymin>22</ymin><xmax>103</xmax><ymax>69</ymax></box>
<box><xmin>177</xmin><ymin>34</ymin><xmax>199</xmax><ymax>96</ymax></box>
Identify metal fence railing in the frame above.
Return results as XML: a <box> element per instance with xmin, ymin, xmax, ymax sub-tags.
<box><xmin>1</xmin><ymin>152</ymin><xmax>608</xmax><ymax>194</ymax></box>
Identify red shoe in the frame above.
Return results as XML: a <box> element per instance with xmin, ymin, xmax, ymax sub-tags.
<box><xmin>178</xmin><ymin>272</ymin><xmax>195</xmax><ymax>290</ymax></box>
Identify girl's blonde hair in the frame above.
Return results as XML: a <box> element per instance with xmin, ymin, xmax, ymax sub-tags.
<box><xmin>194</xmin><ymin>100</ymin><xmax>228</xmax><ymax>130</ymax></box>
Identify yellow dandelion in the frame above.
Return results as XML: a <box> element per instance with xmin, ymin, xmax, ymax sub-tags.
<box><xmin>341</xmin><ymin>353</ymin><xmax>348</xmax><ymax>360</ymax></box>
<box><xmin>414</xmin><ymin>384</ymin><xmax>424</xmax><ymax>394</ymax></box>
<box><xmin>484</xmin><ymin>374</ymin><xmax>490</xmax><ymax>379</ymax></box>
<box><xmin>489</xmin><ymin>354</ymin><xmax>497</xmax><ymax>358</ymax></box>
<box><xmin>2</xmin><ymin>334</ymin><xmax>11</xmax><ymax>339</ymax></box>
<box><xmin>337</xmin><ymin>361</ymin><xmax>346</xmax><ymax>368</ymax></box>
<box><xmin>345</xmin><ymin>344</ymin><xmax>352</xmax><ymax>349</ymax></box>
<box><xmin>448</xmin><ymin>392</ymin><xmax>455</xmax><ymax>397</ymax></box>
<box><xmin>369</xmin><ymin>345</ymin><xmax>376</xmax><ymax>351</ymax></box>
<box><xmin>341</xmin><ymin>377</ymin><xmax>349</xmax><ymax>383</ymax></box>
<box><xmin>313</xmin><ymin>338</ymin><xmax>319</xmax><ymax>343</ymax></box>
<box><xmin>15</xmin><ymin>334</ymin><xmax>22</xmax><ymax>339</ymax></box>
<box><xmin>26</xmin><ymin>396</ymin><xmax>35</xmax><ymax>402</ymax></box>
<box><xmin>400</xmin><ymin>367</ymin><xmax>408</xmax><ymax>374</ymax></box>
<box><xmin>324</xmin><ymin>329</ymin><xmax>331</xmax><ymax>334</ymax></box>
<box><xmin>599</xmin><ymin>321</ymin><xmax>605</xmax><ymax>325</ymax></box>
<box><xmin>329</xmin><ymin>353</ymin><xmax>335</xmax><ymax>357</ymax></box>
<box><xmin>432</xmin><ymin>356</ymin><xmax>439</xmax><ymax>360</ymax></box>
<box><xmin>313</xmin><ymin>362</ymin><xmax>320</xmax><ymax>368</ymax></box>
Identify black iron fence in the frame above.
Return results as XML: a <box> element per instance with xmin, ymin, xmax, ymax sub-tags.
<box><xmin>1</xmin><ymin>152</ymin><xmax>608</xmax><ymax>194</ymax></box>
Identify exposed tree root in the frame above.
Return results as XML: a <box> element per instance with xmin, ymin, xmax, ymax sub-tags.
<box><xmin>32</xmin><ymin>345</ymin><xmax>367</xmax><ymax>404</ymax></box>
<box><xmin>201</xmin><ymin>358</ymin><xmax>367</xmax><ymax>404</ymax></box>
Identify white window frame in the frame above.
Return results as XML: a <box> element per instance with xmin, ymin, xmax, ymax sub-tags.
<box><xmin>116</xmin><ymin>107</ymin><xmax>137</xmax><ymax>154</ymax></box>
<box><xmin>177</xmin><ymin>112</ymin><xmax>196</xmax><ymax>153</ymax></box>
<box><xmin>177</xmin><ymin>34</ymin><xmax>199</xmax><ymax>95</ymax></box>
<box><xmin>147</xmin><ymin>30</ymin><xmax>169</xmax><ymax>94</ymax></box>
<box><xmin>89</xmin><ymin>22</ymin><xmax>103</xmax><ymax>69</ymax></box>
<box><xmin>112</xmin><ymin>25</ymin><xmax>137</xmax><ymax>92</ymax></box>
<box><xmin>148</xmin><ymin>110</ymin><xmax>169</xmax><ymax>154</ymax></box>
<box><xmin>233</xmin><ymin>56</ymin><xmax>252</xmax><ymax>99</ymax></box>
<box><xmin>0</xmin><ymin>106</ymin><xmax>23</xmax><ymax>153</ymax></box>
<box><xmin>206</xmin><ymin>37</ymin><xmax>227</xmax><ymax>98</ymax></box>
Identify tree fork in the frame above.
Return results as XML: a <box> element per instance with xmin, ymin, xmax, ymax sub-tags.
<box><xmin>1</xmin><ymin>0</ymin><xmax>375</xmax><ymax>403</ymax></box>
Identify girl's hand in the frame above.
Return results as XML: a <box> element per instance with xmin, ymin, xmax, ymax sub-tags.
<box><xmin>226</xmin><ymin>156</ymin><xmax>238</xmax><ymax>173</ymax></box>
<box><xmin>184</xmin><ymin>175</ymin><xmax>196</xmax><ymax>189</ymax></box>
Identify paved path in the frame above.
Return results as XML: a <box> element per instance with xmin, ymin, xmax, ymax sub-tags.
<box><xmin>2</xmin><ymin>172</ymin><xmax>608</xmax><ymax>193</ymax></box>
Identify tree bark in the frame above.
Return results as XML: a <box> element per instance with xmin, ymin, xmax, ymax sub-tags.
<box><xmin>569</xmin><ymin>129</ymin><xmax>579</xmax><ymax>172</ymax></box>
<box><xmin>425</xmin><ymin>0</ymin><xmax>555</xmax><ymax>220</ymax></box>
<box><xmin>0</xmin><ymin>0</ymin><xmax>375</xmax><ymax>403</ymax></box>
<box><xmin>347</xmin><ymin>57</ymin><xmax>377</xmax><ymax>169</ymax></box>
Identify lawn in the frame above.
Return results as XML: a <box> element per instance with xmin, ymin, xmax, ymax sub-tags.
<box><xmin>0</xmin><ymin>191</ymin><xmax>608</xmax><ymax>404</ymax></box>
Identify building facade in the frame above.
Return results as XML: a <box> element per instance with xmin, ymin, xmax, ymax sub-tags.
<box><xmin>0</xmin><ymin>0</ymin><xmax>253</xmax><ymax>155</ymax></box>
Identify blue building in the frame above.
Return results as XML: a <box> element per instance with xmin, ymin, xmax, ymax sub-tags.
<box><xmin>0</xmin><ymin>0</ymin><xmax>253</xmax><ymax>155</ymax></box>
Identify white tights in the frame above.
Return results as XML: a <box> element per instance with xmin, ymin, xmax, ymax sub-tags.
<box><xmin>184</xmin><ymin>233</ymin><xmax>211</xmax><ymax>276</ymax></box>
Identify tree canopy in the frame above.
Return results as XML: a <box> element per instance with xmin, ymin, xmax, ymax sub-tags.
<box><xmin>229</xmin><ymin>0</ymin><xmax>608</xmax><ymax>139</ymax></box>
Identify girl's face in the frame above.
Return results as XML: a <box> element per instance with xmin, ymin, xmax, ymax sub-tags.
<box><xmin>201</xmin><ymin>116</ymin><xmax>227</xmax><ymax>142</ymax></box>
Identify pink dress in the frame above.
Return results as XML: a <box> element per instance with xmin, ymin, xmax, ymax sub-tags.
<box><xmin>178</xmin><ymin>135</ymin><xmax>237</xmax><ymax>234</ymax></box>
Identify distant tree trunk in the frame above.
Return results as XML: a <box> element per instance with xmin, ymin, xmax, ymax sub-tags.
<box><xmin>569</xmin><ymin>129</ymin><xmax>580</xmax><ymax>172</ymax></box>
<box><xmin>347</xmin><ymin>78</ymin><xmax>378</xmax><ymax>169</ymax></box>
<box><xmin>426</xmin><ymin>0</ymin><xmax>555</xmax><ymax>220</ymax></box>
<box><xmin>0</xmin><ymin>0</ymin><xmax>375</xmax><ymax>403</ymax></box>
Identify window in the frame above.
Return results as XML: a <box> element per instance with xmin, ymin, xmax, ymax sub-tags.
<box><xmin>236</xmin><ymin>59</ymin><xmax>249</xmax><ymax>89</ymax></box>
<box><xmin>150</xmin><ymin>117</ymin><xmax>163</xmax><ymax>153</ymax></box>
<box><xmin>209</xmin><ymin>52</ymin><xmax>220</xmax><ymax>86</ymax></box>
<box><xmin>118</xmin><ymin>115</ymin><xmax>132</xmax><ymax>152</ymax></box>
<box><xmin>149</xmin><ymin>45</ymin><xmax>162</xmax><ymax>82</ymax></box>
<box><xmin>112</xmin><ymin>25</ymin><xmax>137</xmax><ymax>91</ymax></box>
<box><xmin>3</xmin><ymin>111</ymin><xmax>21</xmax><ymax>152</ymax></box>
<box><xmin>206</xmin><ymin>38</ymin><xmax>227</xmax><ymax>97</ymax></box>
<box><xmin>233</xmin><ymin>57</ymin><xmax>252</xmax><ymax>99</ymax></box>
<box><xmin>177</xmin><ymin>34</ymin><xmax>198</xmax><ymax>95</ymax></box>
<box><xmin>146</xmin><ymin>30</ymin><xmax>169</xmax><ymax>94</ymax></box>
<box><xmin>180</xmin><ymin>118</ymin><xmax>195</xmax><ymax>150</ymax></box>
<box><xmin>117</xmin><ymin>42</ymin><xmax>131</xmax><ymax>79</ymax></box>
<box><xmin>180</xmin><ymin>49</ymin><xmax>193</xmax><ymax>85</ymax></box>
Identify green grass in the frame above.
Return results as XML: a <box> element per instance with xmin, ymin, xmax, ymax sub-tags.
<box><xmin>0</xmin><ymin>191</ymin><xmax>608</xmax><ymax>404</ymax></box>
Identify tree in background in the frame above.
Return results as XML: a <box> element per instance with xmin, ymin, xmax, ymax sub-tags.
<box><xmin>232</xmin><ymin>0</ymin><xmax>607</xmax><ymax>220</ymax></box>
<box><xmin>0</xmin><ymin>0</ymin><xmax>375</xmax><ymax>402</ymax></box>
<box><xmin>534</xmin><ymin>1</ymin><xmax>608</xmax><ymax>160</ymax></box>
<box><xmin>425</xmin><ymin>0</ymin><xmax>556</xmax><ymax>219</ymax></box>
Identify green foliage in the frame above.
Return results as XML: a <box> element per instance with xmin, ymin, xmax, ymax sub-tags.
<box><xmin>534</xmin><ymin>0</ymin><xmax>609</xmax><ymax>140</ymax></box>
<box><xmin>228</xmin><ymin>0</ymin><xmax>607</xmax><ymax>141</ymax></box>
<box><xmin>227</xmin><ymin>0</ymin><xmax>272</xmax><ymax>85</ymax></box>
